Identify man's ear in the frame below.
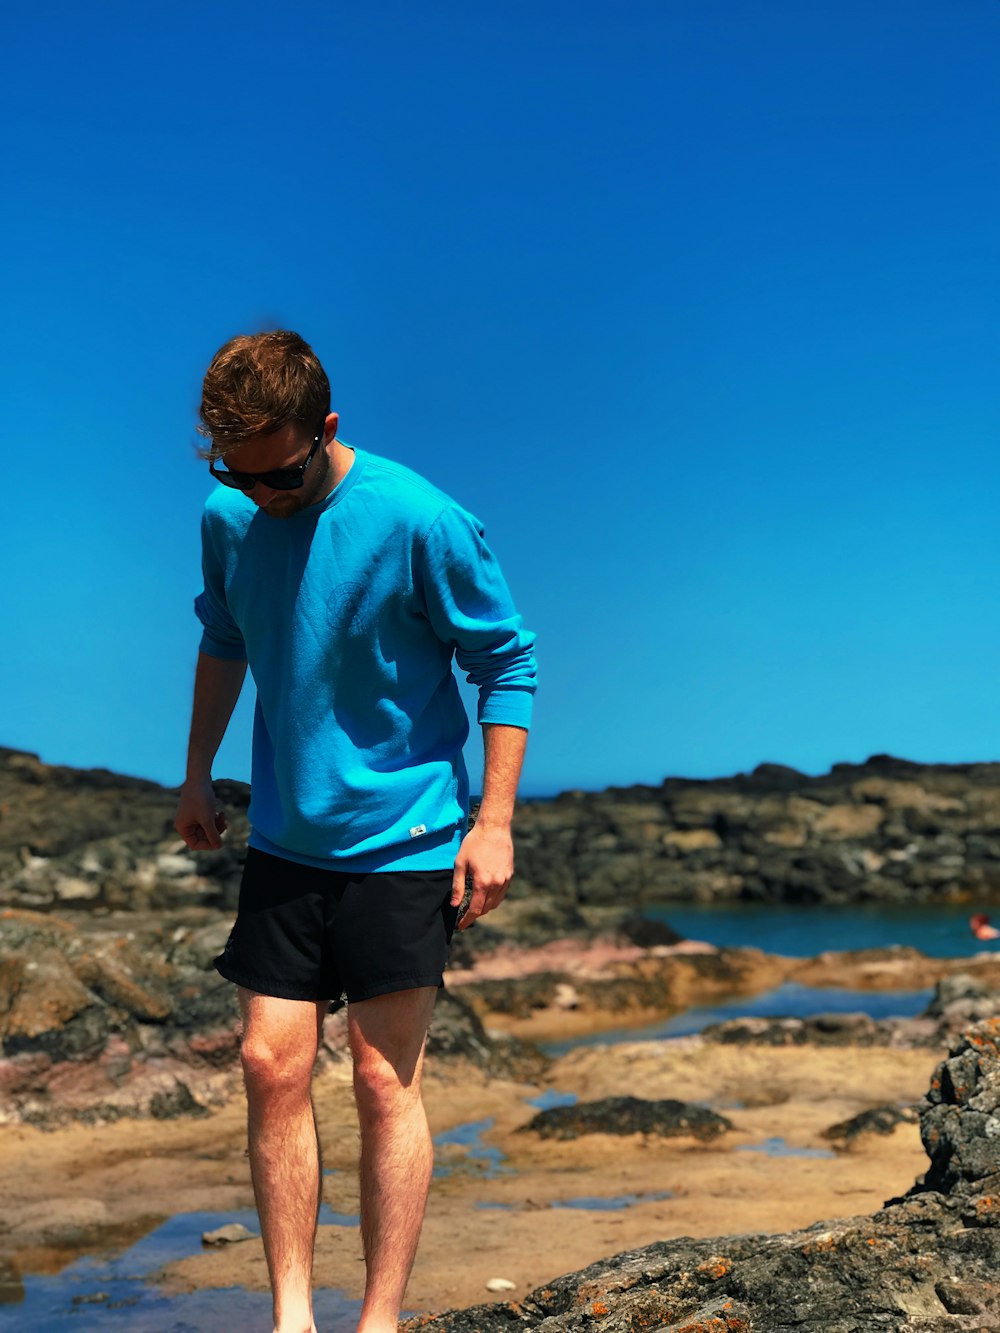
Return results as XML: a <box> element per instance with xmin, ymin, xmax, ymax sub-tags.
<box><xmin>325</xmin><ymin>412</ymin><xmax>339</xmax><ymax>443</ymax></box>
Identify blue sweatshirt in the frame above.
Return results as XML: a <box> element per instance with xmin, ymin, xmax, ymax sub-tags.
<box><xmin>194</xmin><ymin>446</ymin><xmax>537</xmax><ymax>872</ymax></box>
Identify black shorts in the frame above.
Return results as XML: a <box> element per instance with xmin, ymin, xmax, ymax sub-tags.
<box><xmin>213</xmin><ymin>847</ymin><xmax>460</xmax><ymax>1005</ymax></box>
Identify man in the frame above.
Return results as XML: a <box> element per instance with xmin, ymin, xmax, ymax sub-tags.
<box><xmin>174</xmin><ymin>330</ymin><xmax>536</xmax><ymax>1333</ymax></box>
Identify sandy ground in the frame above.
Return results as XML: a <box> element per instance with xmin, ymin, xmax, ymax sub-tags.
<box><xmin>0</xmin><ymin>1034</ymin><xmax>943</xmax><ymax>1321</ymax></box>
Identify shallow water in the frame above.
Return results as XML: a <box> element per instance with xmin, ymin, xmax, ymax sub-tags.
<box><xmin>432</xmin><ymin>1116</ymin><xmax>511</xmax><ymax>1178</ymax></box>
<box><xmin>733</xmin><ymin>1137</ymin><xmax>837</xmax><ymax>1160</ymax></box>
<box><xmin>7</xmin><ymin>900</ymin><xmax>983</xmax><ymax>1325</ymax></box>
<box><xmin>540</xmin><ymin>980</ymin><xmax>934</xmax><ymax>1055</ymax></box>
<box><xmin>0</xmin><ymin>1209</ymin><xmax>363</xmax><ymax>1331</ymax></box>
<box><xmin>525</xmin><ymin>1089</ymin><xmax>579</xmax><ymax>1110</ymax></box>
<box><xmin>644</xmin><ymin>899</ymin><xmax>1000</xmax><ymax>958</ymax></box>
<box><xmin>477</xmin><ymin>1190</ymin><xmax>674</xmax><ymax>1212</ymax></box>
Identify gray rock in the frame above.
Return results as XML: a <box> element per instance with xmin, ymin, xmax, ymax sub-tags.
<box><xmin>703</xmin><ymin>1013</ymin><xmax>888</xmax><ymax>1047</ymax></box>
<box><xmin>822</xmin><ymin>1104</ymin><xmax>919</xmax><ymax>1147</ymax></box>
<box><xmin>519</xmin><ymin>1095</ymin><xmax>732</xmax><ymax>1142</ymax></box>
<box><xmin>406</xmin><ymin>1021</ymin><xmax>1000</xmax><ymax>1332</ymax></box>
<box><xmin>0</xmin><ymin>907</ymin><xmax>546</xmax><ymax>1125</ymax></box>
<box><xmin>11</xmin><ymin>747</ymin><xmax>1000</xmax><ymax>919</ymax></box>
<box><xmin>426</xmin><ymin>989</ymin><xmax>549</xmax><ymax>1081</ymax></box>
<box><xmin>202</xmin><ymin>1223</ymin><xmax>254</xmax><ymax>1245</ymax></box>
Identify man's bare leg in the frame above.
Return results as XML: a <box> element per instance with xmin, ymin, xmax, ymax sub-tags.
<box><xmin>238</xmin><ymin>988</ymin><xmax>328</xmax><ymax>1333</ymax></box>
<box><xmin>349</xmin><ymin>986</ymin><xmax>438</xmax><ymax>1333</ymax></box>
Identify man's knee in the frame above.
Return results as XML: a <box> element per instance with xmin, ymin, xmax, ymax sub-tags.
<box><xmin>240</xmin><ymin>1032</ymin><xmax>316</xmax><ymax>1097</ymax></box>
<box><xmin>352</xmin><ymin>1043</ymin><xmax>427</xmax><ymax>1120</ymax></box>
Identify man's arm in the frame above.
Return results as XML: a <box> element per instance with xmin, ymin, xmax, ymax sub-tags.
<box><xmin>451</xmin><ymin>723</ymin><xmax>528</xmax><ymax>929</ymax></box>
<box><xmin>174</xmin><ymin>651</ymin><xmax>248</xmax><ymax>851</ymax></box>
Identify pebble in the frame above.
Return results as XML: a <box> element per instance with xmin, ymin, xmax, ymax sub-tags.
<box><xmin>486</xmin><ymin>1277</ymin><xmax>517</xmax><ymax>1292</ymax></box>
<box><xmin>202</xmin><ymin>1223</ymin><xmax>255</xmax><ymax>1245</ymax></box>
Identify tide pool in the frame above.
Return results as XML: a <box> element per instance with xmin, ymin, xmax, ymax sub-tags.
<box><xmin>643</xmin><ymin>900</ymin><xmax>1000</xmax><ymax>958</ymax></box>
<box><xmin>0</xmin><ymin>1210</ymin><xmax>363</xmax><ymax>1332</ymax></box>
<box><xmin>540</xmin><ymin>980</ymin><xmax>934</xmax><ymax>1055</ymax></box>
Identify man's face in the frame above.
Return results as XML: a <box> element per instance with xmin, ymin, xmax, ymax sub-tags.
<box><xmin>221</xmin><ymin>420</ymin><xmax>333</xmax><ymax>519</ymax></box>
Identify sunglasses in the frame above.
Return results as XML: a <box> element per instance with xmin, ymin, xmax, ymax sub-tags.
<box><xmin>209</xmin><ymin>424</ymin><xmax>326</xmax><ymax>492</ymax></box>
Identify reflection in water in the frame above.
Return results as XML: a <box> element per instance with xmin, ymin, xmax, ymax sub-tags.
<box><xmin>0</xmin><ymin>1209</ymin><xmax>363</xmax><ymax>1332</ymax></box>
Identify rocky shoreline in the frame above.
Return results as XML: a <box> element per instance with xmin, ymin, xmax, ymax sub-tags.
<box><xmin>7</xmin><ymin>748</ymin><xmax>1000</xmax><ymax>924</ymax></box>
<box><xmin>405</xmin><ymin>1021</ymin><xmax>1000</xmax><ymax>1332</ymax></box>
<box><xmin>6</xmin><ymin>747</ymin><xmax>1000</xmax><ymax>1327</ymax></box>
<box><xmin>6</xmin><ymin>891</ymin><xmax>1000</xmax><ymax>1131</ymax></box>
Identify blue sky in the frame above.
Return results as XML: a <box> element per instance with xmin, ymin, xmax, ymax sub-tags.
<box><xmin>2</xmin><ymin>1</ymin><xmax>999</xmax><ymax>797</ymax></box>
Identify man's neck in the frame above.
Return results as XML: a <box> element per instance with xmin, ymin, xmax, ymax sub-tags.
<box><xmin>318</xmin><ymin>439</ymin><xmax>355</xmax><ymax>502</ymax></box>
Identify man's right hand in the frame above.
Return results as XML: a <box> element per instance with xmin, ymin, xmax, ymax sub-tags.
<box><xmin>174</xmin><ymin>778</ymin><xmax>228</xmax><ymax>850</ymax></box>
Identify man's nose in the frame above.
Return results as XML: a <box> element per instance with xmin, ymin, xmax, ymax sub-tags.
<box><xmin>252</xmin><ymin>483</ymin><xmax>279</xmax><ymax>506</ymax></box>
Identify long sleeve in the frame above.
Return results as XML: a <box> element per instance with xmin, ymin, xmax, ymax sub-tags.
<box><xmin>194</xmin><ymin>508</ymin><xmax>248</xmax><ymax>662</ymax></box>
<box><xmin>418</xmin><ymin>505</ymin><xmax>537</xmax><ymax>729</ymax></box>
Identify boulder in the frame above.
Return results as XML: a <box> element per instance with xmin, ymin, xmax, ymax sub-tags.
<box><xmin>822</xmin><ymin>1104</ymin><xmax>919</xmax><ymax>1148</ymax></box>
<box><xmin>405</xmin><ymin>1020</ymin><xmax>1000</xmax><ymax>1332</ymax></box>
<box><xmin>519</xmin><ymin>1095</ymin><xmax>732</xmax><ymax>1142</ymax></box>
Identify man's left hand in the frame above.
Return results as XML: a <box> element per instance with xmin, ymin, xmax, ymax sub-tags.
<box><xmin>451</xmin><ymin>822</ymin><xmax>514</xmax><ymax>930</ymax></box>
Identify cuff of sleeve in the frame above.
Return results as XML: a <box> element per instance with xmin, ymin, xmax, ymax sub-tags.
<box><xmin>478</xmin><ymin>688</ymin><xmax>534</xmax><ymax>730</ymax></box>
<box><xmin>198</xmin><ymin>631</ymin><xmax>248</xmax><ymax>663</ymax></box>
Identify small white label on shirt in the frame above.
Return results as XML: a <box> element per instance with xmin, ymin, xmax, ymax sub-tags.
<box><xmin>409</xmin><ymin>824</ymin><xmax>427</xmax><ymax>839</ymax></box>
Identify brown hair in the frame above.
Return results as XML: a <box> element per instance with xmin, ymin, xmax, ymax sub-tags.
<box><xmin>197</xmin><ymin>330</ymin><xmax>331</xmax><ymax>459</ymax></box>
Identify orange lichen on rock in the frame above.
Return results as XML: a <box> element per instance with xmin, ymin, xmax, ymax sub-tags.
<box><xmin>800</xmin><ymin>1234</ymin><xmax>839</xmax><ymax>1255</ymax></box>
<box><xmin>696</xmin><ymin>1258</ymin><xmax>732</xmax><ymax>1279</ymax></box>
<box><xmin>968</xmin><ymin>1021</ymin><xmax>1000</xmax><ymax>1052</ymax></box>
<box><xmin>591</xmin><ymin>1302</ymin><xmax>609</xmax><ymax>1316</ymax></box>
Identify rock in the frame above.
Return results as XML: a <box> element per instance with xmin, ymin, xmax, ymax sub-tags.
<box><xmin>703</xmin><ymin>1013</ymin><xmax>886</xmax><ymax>1047</ymax></box>
<box><xmin>507</xmin><ymin>754</ymin><xmax>1000</xmax><ymax>907</ymax></box>
<box><xmin>659</xmin><ymin>1298</ymin><xmax>753</xmax><ymax>1331</ymax></box>
<box><xmin>0</xmin><ymin>909</ymin><xmax>242</xmax><ymax>1126</ymax></box>
<box><xmin>7</xmin><ymin>1196</ymin><xmax>110</xmax><ymax>1246</ymax></box>
<box><xmin>933</xmin><ymin>1277</ymin><xmax>1000</xmax><ymax>1315</ymax></box>
<box><xmin>404</xmin><ymin>1022</ymin><xmax>1000</xmax><ymax>1332</ymax></box>
<box><xmin>925</xmin><ymin>974</ymin><xmax>991</xmax><ymax>1016</ymax></box>
<box><xmin>458</xmin><ymin>948</ymin><xmax>783</xmax><ymax>1024</ymax></box>
<box><xmin>921</xmin><ymin>975</ymin><xmax>1000</xmax><ymax>1044</ymax></box>
<box><xmin>426</xmin><ymin>990</ymin><xmax>548</xmax><ymax>1082</ymax></box>
<box><xmin>485</xmin><ymin>1278</ymin><xmax>516</xmax><ymax>1292</ymax></box>
<box><xmin>613</xmin><ymin>912</ymin><xmax>682</xmax><ymax>948</ymax></box>
<box><xmin>822</xmin><ymin>1104</ymin><xmax>919</xmax><ymax>1147</ymax></box>
<box><xmin>0</xmin><ymin>749</ymin><xmax>248</xmax><ymax>913</ymax></box>
<box><xmin>149</xmin><ymin>1079</ymin><xmax>210</xmax><ymax>1119</ymax></box>
<box><xmin>8</xmin><ymin>746</ymin><xmax>1000</xmax><ymax>918</ymax></box>
<box><xmin>519</xmin><ymin>1095</ymin><xmax>732</xmax><ymax>1142</ymax></box>
<box><xmin>552</xmin><ymin>983</ymin><xmax>580</xmax><ymax>1010</ymax></box>
<box><xmin>202</xmin><ymin>1223</ymin><xmax>255</xmax><ymax>1245</ymax></box>
<box><xmin>0</xmin><ymin>907</ymin><xmax>546</xmax><ymax>1126</ymax></box>
<box><xmin>910</xmin><ymin>1021</ymin><xmax>1000</xmax><ymax>1198</ymax></box>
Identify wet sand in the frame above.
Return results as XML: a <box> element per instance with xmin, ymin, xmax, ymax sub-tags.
<box><xmin>1</xmin><ymin>1035</ymin><xmax>941</xmax><ymax>1320</ymax></box>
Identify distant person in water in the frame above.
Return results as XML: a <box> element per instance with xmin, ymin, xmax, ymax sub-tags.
<box><xmin>173</xmin><ymin>331</ymin><xmax>537</xmax><ymax>1333</ymax></box>
<box><xmin>970</xmin><ymin>914</ymin><xmax>1000</xmax><ymax>942</ymax></box>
